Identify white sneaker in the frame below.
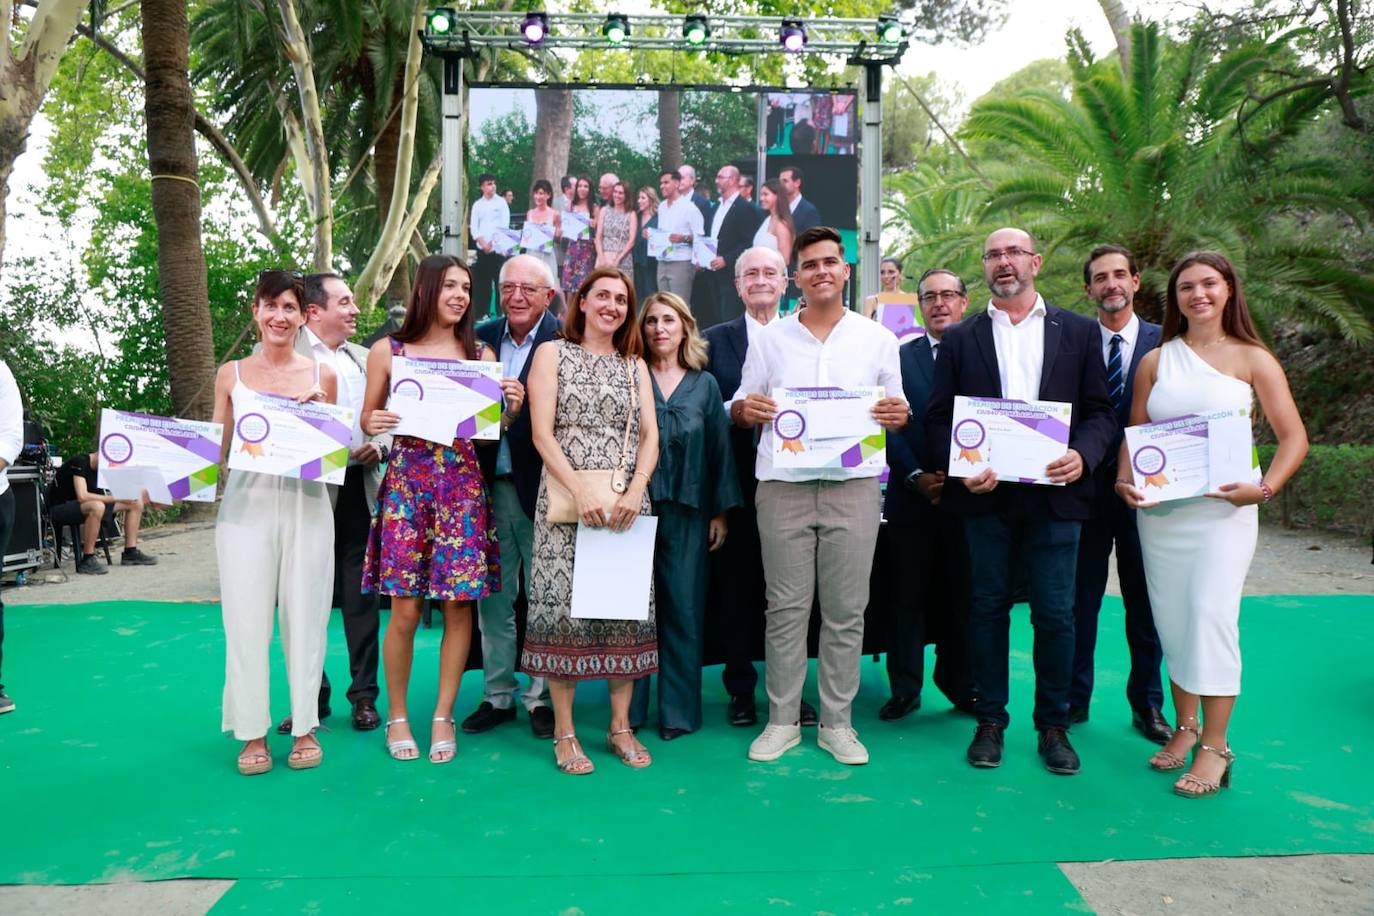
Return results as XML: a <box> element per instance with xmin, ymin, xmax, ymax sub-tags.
<box><xmin>748</xmin><ymin>722</ymin><xmax>802</xmax><ymax>762</ymax></box>
<box><xmin>818</xmin><ymin>725</ymin><xmax>869</xmax><ymax>765</ymax></box>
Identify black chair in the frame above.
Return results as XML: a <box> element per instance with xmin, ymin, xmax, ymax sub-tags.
<box><xmin>46</xmin><ymin>485</ymin><xmax>117</xmax><ymax>568</ymax></box>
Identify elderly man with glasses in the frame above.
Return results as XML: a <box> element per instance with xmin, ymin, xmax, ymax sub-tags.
<box><xmin>462</xmin><ymin>254</ymin><xmax>564</xmax><ymax>740</ymax></box>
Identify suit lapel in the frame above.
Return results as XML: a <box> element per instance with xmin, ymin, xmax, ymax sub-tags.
<box><xmin>1039</xmin><ymin>307</ymin><xmax>1063</xmax><ymax>399</ymax></box>
<box><xmin>971</xmin><ymin>313</ymin><xmax>1003</xmax><ymax>397</ymax></box>
<box><xmin>729</xmin><ymin>315</ymin><xmax>748</xmax><ymax>368</ymax></box>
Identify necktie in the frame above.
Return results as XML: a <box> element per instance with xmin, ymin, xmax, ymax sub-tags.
<box><xmin>931</xmin><ymin>341</ymin><xmax>939</xmax><ymax>362</ymax></box>
<box><xmin>1107</xmin><ymin>334</ymin><xmax>1124</xmax><ymax>410</ymax></box>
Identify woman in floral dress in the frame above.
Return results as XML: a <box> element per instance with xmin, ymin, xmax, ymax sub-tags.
<box><xmin>560</xmin><ymin>176</ymin><xmax>598</xmax><ymax>295</ymax></box>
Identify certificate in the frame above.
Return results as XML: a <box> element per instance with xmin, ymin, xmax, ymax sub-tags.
<box><xmin>561</xmin><ymin>210</ymin><xmax>591</xmax><ymax>242</ymax></box>
<box><xmin>570</xmin><ymin>516</ymin><xmax>657</xmax><ymax>620</ymax></box>
<box><xmin>97</xmin><ymin>408</ymin><xmax>223</xmax><ymax>503</ymax></box>
<box><xmin>389</xmin><ymin>356</ymin><xmax>503</xmax><ymax>444</ymax></box>
<box><xmin>948</xmin><ymin>395</ymin><xmax>1073</xmax><ymax>485</ymax></box>
<box><xmin>646</xmin><ymin>228</ymin><xmax>672</xmax><ymax>258</ymax></box>
<box><xmin>1124</xmin><ymin>408</ymin><xmax>1256</xmax><ymax>502</ymax></box>
<box><xmin>771</xmin><ymin>387</ymin><xmax>886</xmax><ymax>470</ymax></box>
<box><xmin>227</xmin><ymin>391</ymin><xmax>353</xmax><ymax>484</ymax></box>
<box><xmin>692</xmin><ymin>236</ymin><xmax>718</xmax><ymax>269</ymax></box>
<box><xmin>489</xmin><ymin>228</ymin><xmax>522</xmax><ymax>257</ymax></box>
<box><xmin>521</xmin><ymin>221</ymin><xmax>554</xmax><ymax>254</ymax></box>
<box><xmin>872</xmin><ymin>294</ymin><xmax>925</xmax><ymax>341</ymax></box>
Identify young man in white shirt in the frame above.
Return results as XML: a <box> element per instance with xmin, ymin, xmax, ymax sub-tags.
<box><xmin>655</xmin><ymin>169</ymin><xmax>705</xmax><ymax>298</ymax></box>
<box><xmin>732</xmin><ymin>227</ymin><xmax>909</xmax><ymax>765</ymax></box>
<box><xmin>0</xmin><ymin>358</ymin><xmax>22</xmax><ymax>714</ymax></box>
<box><xmin>469</xmin><ymin>173</ymin><xmax>511</xmax><ymax>321</ymax></box>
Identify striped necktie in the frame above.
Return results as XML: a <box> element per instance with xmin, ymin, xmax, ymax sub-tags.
<box><xmin>1107</xmin><ymin>334</ymin><xmax>1124</xmax><ymax>410</ymax></box>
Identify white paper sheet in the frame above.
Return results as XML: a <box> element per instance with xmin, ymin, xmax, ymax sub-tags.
<box><xmin>692</xmin><ymin>236</ymin><xmax>718</xmax><ymax>269</ymax></box>
<box><xmin>570</xmin><ymin>516</ymin><xmax>658</xmax><ymax>621</ymax></box>
<box><xmin>101</xmin><ymin>465</ymin><xmax>173</xmax><ymax>505</ymax></box>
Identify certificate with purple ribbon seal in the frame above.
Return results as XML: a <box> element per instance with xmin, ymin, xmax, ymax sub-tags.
<box><xmin>96</xmin><ymin>408</ymin><xmax>224</xmax><ymax>502</ymax></box>
<box><xmin>1123</xmin><ymin>408</ymin><xmax>1255</xmax><ymax>503</ymax></box>
<box><xmin>227</xmin><ymin>391</ymin><xmax>354</xmax><ymax>484</ymax></box>
<box><xmin>389</xmin><ymin>356</ymin><xmax>504</xmax><ymax>444</ymax></box>
<box><xmin>948</xmin><ymin>395</ymin><xmax>1073</xmax><ymax>486</ymax></box>
<box><xmin>771</xmin><ymin>386</ymin><xmax>885</xmax><ymax>470</ymax></box>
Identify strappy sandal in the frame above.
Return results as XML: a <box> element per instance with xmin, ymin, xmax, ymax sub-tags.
<box><xmin>429</xmin><ymin>716</ymin><xmax>457</xmax><ymax>765</ymax></box>
<box><xmin>287</xmin><ymin>734</ymin><xmax>323</xmax><ymax>771</ymax></box>
<box><xmin>1174</xmin><ymin>744</ymin><xmax>1235</xmax><ymax>798</ymax></box>
<box><xmin>1149</xmin><ymin>717</ymin><xmax>1199</xmax><ymax>772</ymax></box>
<box><xmin>606</xmin><ymin>727</ymin><xmax>652</xmax><ymax>769</ymax></box>
<box><xmin>237</xmin><ymin>743</ymin><xmax>272</xmax><ymax>776</ymax></box>
<box><xmin>385</xmin><ymin>717</ymin><xmax>419</xmax><ymax>761</ymax></box>
<box><xmin>554</xmin><ymin>733</ymin><xmax>594</xmax><ymax>775</ymax></box>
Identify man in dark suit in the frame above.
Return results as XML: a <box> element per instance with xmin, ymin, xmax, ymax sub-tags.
<box><xmin>702</xmin><ymin>165</ymin><xmax>764</xmax><ymax>328</ymax></box>
<box><xmin>924</xmin><ymin>228</ymin><xmax>1117</xmax><ymax>775</ymax></box>
<box><xmin>461</xmin><ymin>254</ymin><xmax>562</xmax><ymax>740</ymax></box>
<box><xmin>1068</xmin><ymin>245</ymin><xmax>1170</xmax><ymax>744</ymax></box>
<box><xmin>779</xmin><ymin>166</ymin><xmax>820</xmax><ymax>237</ymax></box>
<box><xmin>881</xmin><ymin>268</ymin><xmax>977</xmax><ymax>721</ymax></box>
<box><xmin>702</xmin><ymin>245</ymin><xmax>817</xmax><ymax>729</ymax></box>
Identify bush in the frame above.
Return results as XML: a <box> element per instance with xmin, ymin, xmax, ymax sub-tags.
<box><xmin>1258</xmin><ymin>444</ymin><xmax>1374</xmax><ymax>537</ymax></box>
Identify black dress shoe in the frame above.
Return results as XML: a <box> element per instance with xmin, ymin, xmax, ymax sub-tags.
<box><xmin>879</xmin><ymin>694</ymin><xmax>921</xmax><ymax>721</ymax></box>
<box><xmin>276</xmin><ymin>706</ymin><xmax>330</xmax><ymax>735</ymax></box>
<box><xmin>799</xmin><ymin>700</ymin><xmax>819</xmax><ymax>727</ymax></box>
<box><xmin>1132</xmin><ymin>707</ymin><xmax>1174</xmax><ymax>746</ymax></box>
<box><xmin>728</xmin><ymin>694</ymin><xmax>758</xmax><ymax>727</ymax></box>
<box><xmin>1038</xmin><ymin>727</ymin><xmax>1081</xmax><ymax>775</ymax></box>
<box><xmin>460</xmin><ymin>701</ymin><xmax>517</xmax><ymax>734</ymax></box>
<box><xmin>1067</xmin><ymin>705</ymin><xmax>1089</xmax><ymax>725</ymax></box>
<box><xmin>352</xmin><ymin>698</ymin><xmax>381</xmax><ymax>731</ymax></box>
<box><xmin>529</xmin><ymin>705</ymin><xmax>555</xmax><ymax>740</ymax></box>
<box><xmin>660</xmin><ymin>726</ymin><xmax>690</xmax><ymax>741</ymax></box>
<box><xmin>967</xmin><ymin>722</ymin><xmax>1005</xmax><ymax>768</ymax></box>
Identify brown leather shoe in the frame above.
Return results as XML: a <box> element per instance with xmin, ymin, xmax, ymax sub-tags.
<box><xmin>352</xmin><ymin>698</ymin><xmax>381</xmax><ymax>731</ymax></box>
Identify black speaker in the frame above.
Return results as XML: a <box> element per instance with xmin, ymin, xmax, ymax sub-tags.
<box><xmin>3</xmin><ymin>467</ymin><xmax>44</xmax><ymax>573</ymax></box>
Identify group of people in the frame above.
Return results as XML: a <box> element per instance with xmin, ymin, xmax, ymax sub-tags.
<box><xmin>469</xmin><ymin>164</ymin><xmax>828</xmax><ymax>332</ymax></box>
<box><xmin>211</xmin><ymin>220</ymin><xmax>1306</xmax><ymax>799</ymax></box>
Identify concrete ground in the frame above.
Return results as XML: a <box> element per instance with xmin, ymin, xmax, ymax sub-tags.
<box><xmin>2</xmin><ymin>522</ymin><xmax>1372</xmax><ymax>913</ymax></box>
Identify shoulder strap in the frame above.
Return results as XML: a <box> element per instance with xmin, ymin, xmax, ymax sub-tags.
<box><xmin>233</xmin><ymin>360</ymin><xmax>242</xmax><ymax>382</ymax></box>
<box><xmin>389</xmin><ymin>335</ymin><xmax>404</xmax><ymax>356</ymax></box>
<box><xmin>617</xmin><ymin>357</ymin><xmax>636</xmax><ymax>470</ymax></box>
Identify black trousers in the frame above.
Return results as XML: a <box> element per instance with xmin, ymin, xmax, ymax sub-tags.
<box><xmin>715</xmin><ymin>501</ymin><xmax>766</xmax><ymax>698</ymax></box>
<box><xmin>883</xmin><ymin>510</ymin><xmax>975</xmax><ymax>707</ymax></box>
<box><xmin>471</xmin><ymin>250</ymin><xmax>507</xmax><ymax>320</ymax></box>
<box><xmin>318</xmin><ymin>465</ymin><xmax>380</xmax><ymax>709</ymax></box>
<box><xmin>0</xmin><ymin>486</ymin><xmax>13</xmax><ymax>688</ymax></box>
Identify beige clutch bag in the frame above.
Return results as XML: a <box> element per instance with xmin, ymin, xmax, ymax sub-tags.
<box><xmin>543</xmin><ymin>357</ymin><xmax>636</xmax><ymax>524</ymax></box>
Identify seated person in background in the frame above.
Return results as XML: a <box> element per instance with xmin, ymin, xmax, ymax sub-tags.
<box><xmin>49</xmin><ymin>449</ymin><xmax>158</xmax><ymax>574</ymax></box>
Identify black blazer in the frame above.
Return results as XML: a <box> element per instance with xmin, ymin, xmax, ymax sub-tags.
<box><xmin>790</xmin><ymin>196</ymin><xmax>821</xmax><ymax>238</ymax></box>
<box><xmin>711</xmin><ymin>198</ymin><xmax>765</xmax><ymax>271</ymax></box>
<box><xmin>923</xmin><ymin>303</ymin><xmax>1118</xmax><ymax>521</ymax></box>
<box><xmin>691</xmin><ymin>191</ymin><xmax>714</xmax><ymax>229</ymax></box>
<box><xmin>476</xmin><ymin>310</ymin><xmax>562</xmax><ymax>519</ymax></box>
<box><xmin>702</xmin><ymin>315</ymin><xmax>756</xmax><ymax>503</ymax></box>
<box><xmin>885</xmin><ymin>334</ymin><xmax>936</xmax><ymax>527</ymax></box>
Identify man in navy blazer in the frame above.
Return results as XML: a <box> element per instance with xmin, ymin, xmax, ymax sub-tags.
<box><xmin>779</xmin><ymin>166</ymin><xmax>820</xmax><ymax>238</ymax></box>
<box><xmin>463</xmin><ymin>254</ymin><xmax>562</xmax><ymax>740</ymax></box>
<box><xmin>881</xmin><ymin>268</ymin><xmax>977</xmax><ymax>721</ymax></box>
<box><xmin>1068</xmin><ymin>246</ymin><xmax>1170</xmax><ymax>745</ymax></box>
<box><xmin>924</xmin><ymin>228</ymin><xmax>1117</xmax><ymax>775</ymax></box>
<box><xmin>701</xmin><ymin>165</ymin><xmax>765</xmax><ymax>328</ymax></box>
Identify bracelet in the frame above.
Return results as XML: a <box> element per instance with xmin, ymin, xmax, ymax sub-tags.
<box><xmin>1259</xmin><ymin>480</ymin><xmax>1274</xmax><ymax>502</ymax></box>
<box><xmin>631</xmin><ymin>471</ymin><xmax>650</xmax><ymax>483</ymax></box>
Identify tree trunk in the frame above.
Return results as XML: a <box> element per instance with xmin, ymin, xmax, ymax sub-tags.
<box><xmin>1098</xmin><ymin>0</ymin><xmax>1133</xmax><ymax>74</ymax></box>
<box><xmin>532</xmin><ymin>88</ymin><xmax>572</xmax><ymax>194</ymax></box>
<box><xmin>658</xmin><ymin>89</ymin><xmax>682</xmax><ymax>170</ymax></box>
<box><xmin>0</xmin><ymin>0</ymin><xmax>86</xmax><ymax>274</ymax></box>
<box><xmin>373</xmin><ymin>67</ymin><xmax>410</xmax><ymax>310</ymax></box>
<box><xmin>275</xmin><ymin>0</ymin><xmax>332</xmax><ymax>270</ymax></box>
<box><xmin>141</xmin><ymin>0</ymin><xmax>216</xmax><ymax>422</ymax></box>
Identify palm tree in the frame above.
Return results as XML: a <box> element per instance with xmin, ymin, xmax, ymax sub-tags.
<box><xmin>882</xmin><ymin>161</ymin><xmax>992</xmax><ymax>293</ymax></box>
<box><xmin>958</xmin><ymin>22</ymin><xmax>1373</xmax><ymax>341</ymax></box>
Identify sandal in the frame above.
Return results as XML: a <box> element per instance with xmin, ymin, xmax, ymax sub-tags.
<box><xmin>385</xmin><ymin>717</ymin><xmax>419</xmax><ymax>761</ymax></box>
<box><xmin>606</xmin><ymin>727</ymin><xmax>652</xmax><ymax>769</ymax></box>
<box><xmin>1174</xmin><ymin>744</ymin><xmax>1235</xmax><ymax>798</ymax></box>
<box><xmin>237</xmin><ymin>742</ymin><xmax>272</xmax><ymax>776</ymax></box>
<box><xmin>429</xmin><ymin>716</ymin><xmax>457</xmax><ymax>765</ymax></box>
<box><xmin>1149</xmin><ymin>717</ymin><xmax>1199</xmax><ymax>772</ymax></box>
<box><xmin>553</xmin><ymin>733</ymin><xmax>594</xmax><ymax>775</ymax></box>
<box><xmin>287</xmin><ymin>733</ymin><xmax>323</xmax><ymax>771</ymax></box>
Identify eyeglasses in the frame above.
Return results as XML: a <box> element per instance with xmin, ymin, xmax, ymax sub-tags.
<box><xmin>919</xmin><ymin>290</ymin><xmax>964</xmax><ymax>304</ymax></box>
<box><xmin>499</xmin><ymin>282</ymin><xmax>548</xmax><ymax>299</ymax></box>
<box><xmin>981</xmin><ymin>248</ymin><xmax>1035</xmax><ymax>263</ymax></box>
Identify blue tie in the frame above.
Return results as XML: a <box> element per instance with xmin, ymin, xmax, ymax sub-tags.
<box><xmin>1107</xmin><ymin>334</ymin><xmax>1125</xmax><ymax>410</ymax></box>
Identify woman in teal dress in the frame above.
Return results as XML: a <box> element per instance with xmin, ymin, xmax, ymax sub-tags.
<box><xmin>630</xmin><ymin>291</ymin><xmax>741</xmax><ymax>739</ymax></box>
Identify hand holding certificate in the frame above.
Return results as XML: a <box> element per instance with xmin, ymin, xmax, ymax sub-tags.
<box><xmin>97</xmin><ymin>408</ymin><xmax>223</xmax><ymax>503</ymax></box>
<box><xmin>948</xmin><ymin>396</ymin><xmax>1074</xmax><ymax>486</ymax></box>
<box><xmin>561</xmin><ymin>210</ymin><xmax>591</xmax><ymax>242</ymax></box>
<box><xmin>771</xmin><ymin>387</ymin><xmax>886</xmax><ymax>470</ymax></box>
<box><xmin>692</xmin><ymin>236</ymin><xmax>718</xmax><ymax>269</ymax></box>
<box><xmin>389</xmin><ymin>356</ymin><xmax>504</xmax><ymax>444</ymax></box>
<box><xmin>227</xmin><ymin>391</ymin><xmax>354</xmax><ymax>484</ymax></box>
<box><xmin>646</xmin><ymin>228</ymin><xmax>672</xmax><ymax>258</ymax></box>
<box><xmin>1123</xmin><ymin>408</ymin><xmax>1256</xmax><ymax>505</ymax></box>
<box><xmin>521</xmin><ymin>221</ymin><xmax>555</xmax><ymax>254</ymax></box>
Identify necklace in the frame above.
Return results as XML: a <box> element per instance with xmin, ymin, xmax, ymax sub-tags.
<box><xmin>1187</xmin><ymin>332</ymin><xmax>1227</xmax><ymax>350</ymax></box>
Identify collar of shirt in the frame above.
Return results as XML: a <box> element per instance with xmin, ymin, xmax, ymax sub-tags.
<box><xmin>1099</xmin><ymin>311</ymin><xmax>1139</xmax><ymax>350</ymax></box>
<box><xmin>500</xmin><ymin>313</ymin><xmax>543</xmax><ymax>377</ymax></box>
<box><xmin>986</xmin><ymin>295</ymin><xmax>1047</xmax><ymax>326</ymax></box>
<box><xmin>710</xmin><ymin>193</ymin><xmax>738</xmax><ymax>238</ymax></box>
<box><xmin>788</xmin><ymin>195</ymin><xmax>801</xmax><ymax>213</ymax></box>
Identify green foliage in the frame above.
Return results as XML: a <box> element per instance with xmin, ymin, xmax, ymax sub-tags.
<box><xmin>1257</xmin><ymin>444</ymin><xmax>1374</xmax><ymax>536</ymax></box>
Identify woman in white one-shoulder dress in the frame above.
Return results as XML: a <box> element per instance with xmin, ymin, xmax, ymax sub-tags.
<box><xmin>1116</xmin><ymin>251</ymin><xmax>1307</xmax><ymax>798</ymax></box>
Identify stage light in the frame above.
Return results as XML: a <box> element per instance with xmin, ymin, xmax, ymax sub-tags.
<box><xmin>683</xmin><ymin>14</ymin><xmax>710</xmax><ymax>46</ymax></box>
<box><xmin>877</xmin><ymin>15</ymin><xmax>903</xmax><ymax>44</ymax></box>
<box><xmin>426</xmin><ymin>7</ymin><xmax>455</xmax><ymax>35</ymax></box>
<box><xmin>602</xmin><ymin>13</ymin><xmax>629</xmax><ymax>45</ymax></box>
<box><xmin>779</xmin><ymin>20</ymin><xmax>807</xmax><ymax>52</ymax></box>
<box><xmin>519</xmin><ymin>12</ymin><xmax>548</xmax><ymax>45</ymax></box>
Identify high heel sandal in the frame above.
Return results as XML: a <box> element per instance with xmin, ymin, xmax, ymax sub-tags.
<box><xmin>1174</xmin><ymin>744</ymin><xmax>1236</xmax><ymax>798</ymax></box>
<box><xmin>606</xmin><ymin>727</ymin><xmax>652</xmax><ymax>769</ymax></box>
<box><xmin>1148</xmin><ymin>717</ymin><xmax>1199</xmax><ymax>772</ymax></box>
<box><xmin>385</xmin><ymin>717</ymin><xmax>419</xmax><ymax>761</ymax></box>
<box><xmin>429</xmin><ymin>716</ymin><xmax>457</xmax><ymax>764</ymax></box>
<box><xmin>554</xmin><ymin>733</ymin><xmax>594</xmax><ymax>775</ymax></box>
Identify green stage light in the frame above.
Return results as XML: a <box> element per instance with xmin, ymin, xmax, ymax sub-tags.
<box><xmin>603</xmin><ymin>13</ymin><xmax>630</xmax><ymax>45</ymax></box>
<box><xmin>683</xmin><ymin>14</ymin><xmax>709</xmax><ymax>46</ymax></box>
<box><xmin>877</xmin><ymin>16</ymin><xmax>903</xmax><ymax>44</ymax></box>
<box><xmin>427</xmin><ymin>7</ymin><xmax>455</xmax><ymax>35</ymax></box>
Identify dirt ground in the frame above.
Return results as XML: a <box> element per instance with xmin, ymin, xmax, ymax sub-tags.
<box><xmin>3</xmin><ymin>521</ymin><xmax>1372</xmax><ymax>913</ymax></box>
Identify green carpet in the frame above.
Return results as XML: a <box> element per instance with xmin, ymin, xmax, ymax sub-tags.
<box><xmin>1</xmin><ymin>595</ymin><xmax>1371</xmax><ymax>913</ymax></box>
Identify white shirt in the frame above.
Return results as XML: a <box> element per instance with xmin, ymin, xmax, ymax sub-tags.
<box><xmin>987</xmin><ymin>295</ymin><xmax>1047</xmax><ymax>400</ymax></box>
<box><xmin>470</xmin><ymin>194</ymin><xmax>510</xmax><ymax>247</ymax></box>
<box><xmin>304</xmin><ymin>327</ymin><xmax>365</xmax><ymax>449</ymax></box>
<box><xmin>709</xmin><ymin>192</ymin><xmax>738</xmax><ymax>240</ymax></box>
<box><xmin>1099</xmin><ymin>311</ymin><xmax>1140</xmax><ymax>372</ymax></box>
<box><xmin>788</xmin><ymin>195</ymin><xmax>801</xmax><ymax>213</ymax></box>
<box><xmin>656</xmin><ymin>196</ymin><xmax>705</xmax><ymax>261</ymax></box>
<box><xmin>929</xmin><ymin>337</ymin><xmax>942</xmax><ymax>362</ymax></box>
<box><xmin>737</xmin><ymin>309</ymin><xmax>903</xmax><ymax>482</ymax></box>
<box><xmin>0</xmin><ymin>359</ymin><xmax>22</xmax><ymax>497</ymax></box>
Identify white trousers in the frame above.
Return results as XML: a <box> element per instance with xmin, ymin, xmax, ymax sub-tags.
<box><xmin>216</xmin><ymin>470</ymin><xmax>335</xmax><ymax>739</ymax></box>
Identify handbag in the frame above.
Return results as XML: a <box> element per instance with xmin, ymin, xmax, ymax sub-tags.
<box><xmin>545</xmin><ymin>357</ymin><xmax>637</xmax><ymax>524</ymax></box>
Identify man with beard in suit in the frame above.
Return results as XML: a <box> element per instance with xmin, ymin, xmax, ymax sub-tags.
<box><xmin>700</xmin><ymin>165</ymin><xmax>764</xmax><ymax>328</ymax></box>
